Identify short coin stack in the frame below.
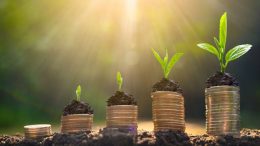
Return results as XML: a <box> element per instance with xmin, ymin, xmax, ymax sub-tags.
<box><xmin>61</xmin><ymin>114</ymin><xmax>93</xmax><ymax>133</ymax></box>
<box><xmin>152</xmin><ymin>91</ymin><xmax>185</xmax><ymax>132</ymax></box>
<box><xmin>205</xmin><ymin>86</ymin><xmax>240</xmax><ymax>137</ymax></box>
<box><xmin>24</xmin><ymin>124</ymin><xmax>52</xmax><ymax>139</ymax></box>
<box><xmin>106</xmin><ymin>105</ymin><xmax>138</xmax><ymax>133</ymax></box>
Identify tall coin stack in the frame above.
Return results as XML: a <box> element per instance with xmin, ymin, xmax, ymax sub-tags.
<box><xmin>24</xmin><ymin>124</ymin><xmax>52</xmax><ymax>139</ymax></box>
<box><xmin>61</xmin><ymin>114</ymin><xmax>93</xmax><ymax>133</ymax></box>
<box><xmin>152</xmin><ymin>91</ymin><xmax>185</xmax><ymax>132</ymax></box>
<box><xmin>205</xmin><ymin>86</ymin><xmax>240</xmax><ymax>137</ymax></box>
<box><xmin>106</xmin><ymin>105</ymin><xmax>138</xmax><ymax>134</ymax></box>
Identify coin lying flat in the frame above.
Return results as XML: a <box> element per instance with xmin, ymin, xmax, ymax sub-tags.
<box><xmin>24</xmin><ymin>124</ymin><xmax>52</xmax><ymax>139</ymax></box>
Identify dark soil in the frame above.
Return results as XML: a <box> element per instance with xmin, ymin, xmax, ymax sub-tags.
<box><xmin>206</xmin><ymin>71</ymin><xmax>239</xmax><ymax>88</ymax></box>
<box><xmin>154</xmin><ymin>130</ymin><xmax>192</xmax><ymax>146</ymax></box>
<box><xmin>1</xmin><ymin>129</ymin><xmax>259</xmax><ymax>146</ymax></box>
<box><xmin>107</xmin><ymin>91</ymin><xmax>137</xmax><ymax>106</ymax></box>
<box><xmin>63</xmin><ymin>99</ymin><xmax>93</xmax><ymax>116</ymax></box>
<box><xmin>152</xmin><ymin>78</ymin><xmax>183</xmax><ymax>94</ymax></box>
<box><xmin>190</xmin><ymin>129</ymin><xmax>260</xmax><ymax>146</ymax></box>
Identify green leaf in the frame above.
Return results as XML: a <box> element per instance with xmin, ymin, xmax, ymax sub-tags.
<box><xmin>219</xmin><ymin>12</ymin><xmax>227</xmax><ymax>52</ymax></box>
<box><xmin>165</xmin><ymin>53</ymin><xmax>184</xmax><ymax>78</ymax></box>
<box><xmin>151</xmin><ymin>48</ymin><xmax>165</xmax><ymax>72</ymax></box>
<box><xmin>163</xmin><ymin>48</ymin><xmax>168</xmax><ymax>65</ymax></box>
<box><xmin>225</xmin><ymin>44</ymin><xmax>252</xmax><ymax>66</ymax></box>
<box><xmin>163</xmin><ymin>48</ymin><xmax>169</xmax><ymax>76</ymax></box>
<box><xmin>197</xmin><ymin>43</ymin><xmax>219</xmax><ymax>58</ymax></box>
<box><xmin>76</xmin><ymin>85</ymin><xmax>81</xmax><ymax>101</ymax></box>
<box><xmin>117</xmin><ymin>72</ymin><xmax>123</xmax><ymax>91</ymax></box>
<box><xmin>214</xmin><ymin>37</ymin><xmax>221</xmax><ymax>51</ymax></box>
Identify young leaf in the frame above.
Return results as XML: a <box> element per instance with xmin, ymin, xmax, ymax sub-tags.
<box><xmin>197</xmin><ymin>43</ymin><xmax>219</xmax><ymax>58</ymax></box>
<box><xmin>165</xmin><ymin>53</ymin><xmax>184</xmax><ymax>78</ymax></box>
<box><xmin>151</xmin><ymin>48</ymin><xmax>165</xmax><ymax>71</ymax></box>
<box><xmin>213</xmin><ymin>37</ymin><xmax>221</xmax><ymax>51</ymax></box>
<box><xmin>164</xmin><ymin>48</ymin><xmax>169</xmax><ymax>65</ymax></box>
<box><xmin>225</xmin><ymin>44</ymin><xmax>252</xmax><ymax>66</ymax></box>
<box><xmin>163</xmin><ymin>49</ymin><xmax>169</xmax><ymax>76</ymax></box>
<box><xmin>117</xmin><ymin>72</ymin><xmax>123</xmax><ymax>91</ymax></box>
<box><xmin>76</xmin><ymin>85</ymin><xmax>81</xmax><ymax>101</ymax></box>
<box><xmin>219</xmin><ymin>12</ymin><xmax>227</xmax><ymax>51</ymax></box>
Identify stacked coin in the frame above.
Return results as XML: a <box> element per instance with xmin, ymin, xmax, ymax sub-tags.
<box><xmin>152</xmin><ymin>91</ymin><xmax>185</xmax><ymax>132</ymax></box>
<box><xmin>24</xmin><ymin>124</ymin><xmax>52</xmax><ymax>139</ymax></box>
<box><xmin>61</xmin><ymin>114</ymin><xmax>93</xmax><ymax>133</ymax></box>
<box><xmin>106</xmin><ymin>105</ymin><xmax>138</xmax><ymax>132</ymax></box>
<box><xmin>205</xmin><ymin>86</ymin><xmax>240</xmax><ymax>137</ymax></box>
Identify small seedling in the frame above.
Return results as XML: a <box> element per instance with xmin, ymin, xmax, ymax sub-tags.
<box><xmin>151</xmin><ymin>48</ymin><xmax>184</xmax><ymax>79</ymax></box>
<box><xmin>117</xmin><ymin>72</ymin><xmax>123</xmax><ymax>91</ymax></box>
<box><xmin>197</xmin><ymin>12</ymin><xmax>252</xmax><ymax>73</ymax></box>
<box><xmin>76</xmin><ymin>85</ymin><xmax>81</xmax><ymax>101</ymax></box>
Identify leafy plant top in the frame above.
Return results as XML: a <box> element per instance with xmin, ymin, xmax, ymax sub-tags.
<box><xmin>117</xmin><ymin>72</ymin><xmax>123</xmax><ymax>91</ymax></box>
<box><xmin>151</xmin><ymin>48</ymin><xmax>184</xmax><ymax>79</ymax></box>
<box><xmin>197</xmin><ymin>12</ymin><xmax>252</xmax><ymax>73</ymax></box>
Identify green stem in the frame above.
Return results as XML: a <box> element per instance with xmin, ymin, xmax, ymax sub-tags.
<box><xmin>219</xmin><ymin>48</ymin><xmax>225</xmax><ymax>73</ymax></box>
<box><xmin>220</xmin><ymin>63</ymin><xmax>225</xmax><ymax>73</ymax></box>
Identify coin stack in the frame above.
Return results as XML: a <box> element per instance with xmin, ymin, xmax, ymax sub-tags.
<box><xmin>205</xmin><ymin>86</ymin><xmax>240</xmax><ymax>137</ymax></box>
<box><xmin>152</xmin><ymin>91</ymin><xmax>185</xmax><ymax>132</ymax></box>
<box><xmin>61</xmin><ymin>114</ymin><xmax>93</xmax><ymax>133</ymax></box>
<box><xmin>24</xmin><ymin>124</ymin><xmax>52</xmax><ymax>139</ymax></box>
<box><xmin>106</xmin><ymin>105</ymin><xmax>138</xmax><ymax>133</ymax></box>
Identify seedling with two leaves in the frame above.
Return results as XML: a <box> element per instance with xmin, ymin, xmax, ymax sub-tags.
<box><xmin>197</xmin><ymin>12</ymin><xmax>252</xmax><ymax>73</ymax></box>
<box><xmin>151</xmin><ymin>48</ymin><xmax>184</xmax><ymax>79</ymax></box>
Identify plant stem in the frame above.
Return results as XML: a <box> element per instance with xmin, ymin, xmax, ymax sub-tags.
<box><xmin>219</xmin><ymin>48</ymin><xmax>225</xmax><ymax>73</ymax></box>
<box><xmin>164</xmin><ymin>70</ymin><xmax>168</xmax><ymax>79</ymax></box>
<box><xmin>220</xmin><ymin>63</ymin><xmax>225</xmax><ymax>73</ymax></box>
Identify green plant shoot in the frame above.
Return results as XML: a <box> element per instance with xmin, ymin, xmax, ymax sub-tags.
<box><xmin>197</xmin><ymin>12</ymin><xmax>252</xmax><ymax>73</ymax></box>
<box><xmin>117</xmin><ymin>72</ymin><xmax>123</xmax><ymax>91</ymax></box>
<box><xmin>76</xmin><ymin>85</ymin><xmax>81</xmax><ymax>101</ymax></box>
<box><xmin>151</xmin><ymin>48</ymin><xmax>184</xmax><ymax>79</ymax></box>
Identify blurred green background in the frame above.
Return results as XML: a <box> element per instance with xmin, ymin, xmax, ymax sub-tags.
<box><xmin>0</xmin><ymin>0</ymin><xmax>259</xmax><ymax>134</ymax></box>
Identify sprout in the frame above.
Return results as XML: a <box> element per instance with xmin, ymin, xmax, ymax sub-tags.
<box><xmin>117</xmin><ymin>72</ymin><xmax>123</xmax><ymax>91</ymax></box>
<box><xmin>197</xmin><ymin>12</ymin><xmax>252</xmax><ymax>73</ymax></box>
<box><xmin>76</xmin><ymin>85</ymin><xmax>81</xmax><ymax>101</ymax></box>
<box><xmin>151</xmin><ymin>48</ymin><xmax>184</xmax><ymax>79</ymax></box>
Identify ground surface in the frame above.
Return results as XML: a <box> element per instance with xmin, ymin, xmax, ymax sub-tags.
<box><xmin>0</xmin><ymin>128</ymin><xmax>259</xmax><ymax>146</ymax></box>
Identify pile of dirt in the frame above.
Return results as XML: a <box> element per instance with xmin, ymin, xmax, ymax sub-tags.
<box><xmin>152</xmin><ymin>78</ymin><xmax>183</xmax><ymax>94</ymax></box>
<box><xmin>155</xmin><ymin>130</ymin><xmax>191</xmax><ymax>146</ymax></box>
<box><xmin>0</xmin><ymin>134</ymin><xmax>23</xmax><ymax>146</ymax></box>
<box><xmin>63</xmin><ymin>100</ymin><xmax>93</xmax><ymax>116</ymax></box>
<box><xmin>1</xmin><ymin>129</ymin><xmax>260</xmax><ymax>146</ymax></box>
<box><xmin>190</xmin><ymin>129</ymin><xmax>260</xmax><ymax>146</ymax></box>
<box><xmin>206</xmin><ymin>71</ymin><xmax>239</xmax><ymax>88</ymax></box>
<box><xmin>136</xmin><ymin>131</ymin><xmax>155</xmax><ymax>146</ymax></box>
<box><xmin>107</xmin><ymin>91</ymin><xmax>137</xmax><ymax>106</ymax></box>
<box><xmin>51</xmin><ymin>131</ymin><xmax>97</xmax><ymax>146</ymax></box>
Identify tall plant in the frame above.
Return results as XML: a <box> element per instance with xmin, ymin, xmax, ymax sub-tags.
<box><xmin>197</xmin><ymin>12</ymin><xmax>252</xmax><ymax>73</ymax></box>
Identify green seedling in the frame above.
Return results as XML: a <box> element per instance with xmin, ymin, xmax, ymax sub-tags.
<box><xmin>151</xmin><ymin>48</ymin><xmax>184</xmax><ymax>79</ymax></box>
<box><xmin>117</xmin><ymin>72</ymin><xmax>123</xmax><ymax>91</ymax></box>
<box><xmin>197</xmin><ymin>12</ymin><xmax>252</xmax><ymax>73</ymax></box>
<box><xmin>76</xmin><ymin>85</ymin><xmax>81</xmax><ymax>101</ymax></box>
